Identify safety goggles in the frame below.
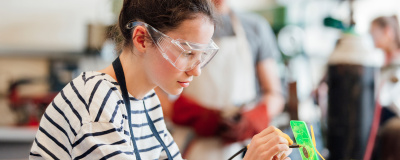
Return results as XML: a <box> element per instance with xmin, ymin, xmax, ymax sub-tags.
<box><xmin>126</xmin><ymin>21</ymin><xmax>219</xmax><ymax>71</ymax></box>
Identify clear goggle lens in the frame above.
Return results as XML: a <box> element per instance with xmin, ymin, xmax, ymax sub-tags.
<box><xmin>128</xmin><ymin>21</ymin><xmax>219</xmax><ymax>71</ymax></box>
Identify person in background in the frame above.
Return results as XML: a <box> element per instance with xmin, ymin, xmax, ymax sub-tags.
<box><xmin>370</xmin><ymin>15</ymin><xmax>400</xmax><ymax>159</ymax></box>
<box><xmin>370</xmin><ymin>15</ymin><xmax>400</xmax><ymax>125</ymax></box>
<box><xmin>156</xmin><ymin>0</ymin><xmax>285</xmax><ymax>159</ymax></box>
<box><xmin>29</xmin><ymin>0</ymin><xmax>292</xmax><ymax>159</ymax></box>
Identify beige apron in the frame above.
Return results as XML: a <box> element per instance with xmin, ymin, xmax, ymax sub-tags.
<box><xmin>173</xmin><ymin>12</ymin><xmax>257</xmax><ymax>160</ymax></box>
<box><xmin>184</xmin><ymin>11</ymin><xmax>257</xmax><ymax>113</ymax></box>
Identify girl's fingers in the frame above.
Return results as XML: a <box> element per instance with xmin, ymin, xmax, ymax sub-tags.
<box><xmin>249</xmin><ymin>129</ymin><xmax>277</xmax><ymax>149</ymax></box>
<box><xmin>278</xmin><ymin>149</ymin><xmax>292</xmax><ymax>160</ymax></box>
<box><xmin>275</xmin><ymin>149</ymin><xmax>292</xmax><ymax>160</ymax></box>
<box><xmin>263</xmin><ymin>143</ymin><xmax>290</xmax><ymax>159</ymax></box>
<box><xmin>274</xmin><ymin>128</ymin><xmax>293</xmax><ymax>145</ymax></box>
<box><xmin>255</xmin><ymin>126</ymin><xmax>276</xmax><ymax>138</ymax></box>
<box><xmin>254</xmin><ymin>126</ymin><xmax>293</xmax><ymax>145</ymax></box>
<box><xmin>284</xmin><ymin>148</ymin><xmax>293</xmax><ymax>157</ymax></box>
<box><xmin>275</xmin><ymin>151</ymin><xmax>284</xmax><ymax>160</ymax></box>
<box><xmin>279</xmin><ymin>154</ymin><xmax>287</xmax><ymax>160</ymax></box>
<box><xmin>246</xmin><ymin>126</ymin><xmax>294</xmax><ymax>160</ymax></box>
<box><xmin>263</xmin><ymin>133</ymin><xmax>290</xmax><ymax>147</ymax></box>
<box><xmin>254</xmin><ymin>140</ymin><xmax>289</xmax><ymax>159</ymax></box>
<box><xmin>276</xmin><ymin>151</ymin><xmax>283</xmax><ymax>157</ymax></box>
<box><xmin>252</xmin><ymin>129</ymin><xmax>289</xmax><ymax>149</ymax></box>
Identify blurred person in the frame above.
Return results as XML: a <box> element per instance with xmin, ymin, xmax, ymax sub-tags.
<box><xmin>370</xmin><ymin>15</ymin><xmax>400</xmax><ymax>124</ymax></box>
<box><xmin>29</xmin><ymin>0</ymin><xmax>292</xmax><ymax>159</ymax></box>
<box><xmin>370</xmin><ymin>15</ymin><xmax>400</xmax><ymax>160</ymax></box>
<box><xmin>156</xmin><ymin>0</ymin><xmax>285</xmax><ymax>159</ymax></box>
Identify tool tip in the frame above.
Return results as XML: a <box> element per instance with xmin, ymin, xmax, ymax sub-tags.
<box><xmin>289</xmin><ymin>144</ymin><xmax>302</xmax><ymax>148</ymax></box>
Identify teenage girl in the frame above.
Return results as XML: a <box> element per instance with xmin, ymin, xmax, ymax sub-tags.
<box><xmin>29</xmin><ymin>0</ymin><xmax>292</xmax><ymax>159</ymax></box>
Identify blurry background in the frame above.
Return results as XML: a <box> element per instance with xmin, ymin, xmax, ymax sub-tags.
<box><xmin>0</xmin><ymin>0</ymin><xmax>399</xmax><ymax>159</ymax></box>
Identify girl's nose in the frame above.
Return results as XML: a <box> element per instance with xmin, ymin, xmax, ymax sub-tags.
<box><xmin>185</xmin><ymin>64</ymin><xmax>201</xmax><ymax>77</ymax></box>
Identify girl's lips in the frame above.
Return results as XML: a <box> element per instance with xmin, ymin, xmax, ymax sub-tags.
<box><xmin>178</xmin><ymin>81</ymin><xmax>190</xmax><ymax>87</ymax></box>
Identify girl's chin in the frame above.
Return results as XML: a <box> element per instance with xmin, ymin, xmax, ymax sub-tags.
<box><xmin>164</xmin><ymin>87</ymin><xmax>184</xmax><ymax>96</ymax></box>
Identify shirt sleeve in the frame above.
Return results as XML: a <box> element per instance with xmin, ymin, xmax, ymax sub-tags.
<box><xmin>71</xmin><ymin>122</ymin><xmax>135</xmax><ymax>160</ymax></box>
<box><xmin>29</xmin><ymin>141</ymin><xmax>50</xmax><ymax>160</ymax></box>
<box><xmin>30</xmin><ymin>120</ymin><xmax>72</xmax><ymax>160</ymax></box>
<box><xmin>71</xmin><ymin>78</ymin><xmax>135</xmax><ymax>159</ymax></box>
<box><xmin>253</xmin><ymin>14</ymin><xmax>281</xmax><ymax>63</ymax></box>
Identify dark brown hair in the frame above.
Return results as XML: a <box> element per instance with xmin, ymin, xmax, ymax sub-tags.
<box><xmin>372</xmin><ymin>15</ymin><xmax>400</xmax><ymax>48</ymax></box>
<box><xmin>112</xmin><ymin>0</ymin><xmax>217</xmax><ymax>53</ymax></box>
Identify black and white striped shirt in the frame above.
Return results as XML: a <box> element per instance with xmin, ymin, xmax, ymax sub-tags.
<box><xmin>30</xmin><ymin>71</ymin><xmax>182</xmax><ymax>160</ymax></box>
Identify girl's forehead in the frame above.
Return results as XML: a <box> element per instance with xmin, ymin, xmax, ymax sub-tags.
<box><xmin>165</xmin><ymin>17</ymin><xmax>214</xmax><ymax>44</ymax></box>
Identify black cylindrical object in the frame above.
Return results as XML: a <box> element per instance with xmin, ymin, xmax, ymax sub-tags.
<box><xmin>327</xmin><ymin>65</ymin><xmax>376</xmax><ymax>159</ymax></box>
<box><xmin>327</xmin><ymin>34</ymin><xmax>383</xmax><ymax>160</ymax></box>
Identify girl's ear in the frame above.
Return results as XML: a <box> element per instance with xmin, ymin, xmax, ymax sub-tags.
<box><xmin>131</xmin><ymin>26</ymin><xmax>147</xmax><ymax>53</ymax></box>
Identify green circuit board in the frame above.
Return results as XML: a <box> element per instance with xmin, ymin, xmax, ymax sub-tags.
<box><xmin>290</xmin><ymin>120</ymin><xmax>319</xmax><ymax>160</ymax></box>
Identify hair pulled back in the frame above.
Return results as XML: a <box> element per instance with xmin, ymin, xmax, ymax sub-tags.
<box><xmin>113</xmin><ymin>0</ymin><xmax>217</xmax><ymax>52</ymax></box>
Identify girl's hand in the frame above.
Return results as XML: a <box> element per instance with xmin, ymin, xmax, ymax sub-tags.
<box><xmin>243</xmin><ymin>126</ymin><xmax>292</xmax><ymax>160</ymax></box>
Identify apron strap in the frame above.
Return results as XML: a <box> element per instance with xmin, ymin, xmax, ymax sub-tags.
<box><xmin>143</xmin><ymin>101</ymin><xmax>174</xmax><ymax>160</ymax></box>
<box><xmin>112</xmin><ymin>57</ymin><xmax>142</xmax><ymax>160</ymax></box>
<box><xmin>112</xmin><ymin>57</ymin><xmax>173</xmax><ymax>160</ymax></box>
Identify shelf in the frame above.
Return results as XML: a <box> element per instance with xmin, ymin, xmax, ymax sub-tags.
<box><xmin>0</xmin><ymin>51</ymin><xmax>86</xmax><ymax>60</ymax></box>
<box><xmin>0</xmin><ymin>126</ymin><xmax>37</xmax><ymax>142</ymax></box>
